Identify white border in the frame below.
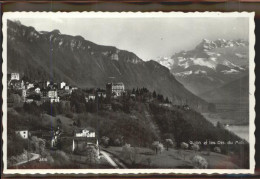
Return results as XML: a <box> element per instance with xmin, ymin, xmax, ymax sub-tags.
<box><xmin>2</xmin><ymin>12</ymin><xmax>255</xmax><ymax>174</ymax></box>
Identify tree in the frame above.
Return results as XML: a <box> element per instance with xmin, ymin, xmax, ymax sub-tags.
<box><xmin>132</xmin><ymin>88</ymin><xmax>136</xmax><ymax>94</ymax></box>
<box><xmin>121</xmin><ymin>144</ymin><xmax>139</xmax><ymax>166</ymax></box>
<box><xmin>165</xmin><ymin>139</ymin><xmax>174</xmax><ymax>151</ymax></box>
<box><xmin>77</xmin><ymin>118</ymin><xmax>81</xmax><ymax>127</ymax></box>
<box><xmin>152</xmin><ymin>91</ymin><xmax>157</xmax><ymax>99</ymax></box>
<box><xmin>56</xmin><ymin>118</ymin><xmax>62</xmax><ymax>127</ymax></box>
<box><xmin>165</xmin><ymin>97</ymin><xmax>170</xmax><ymax>104</ymax></box>
<box><xmin>101</xmin><ymin>136</ymin><xmax>110</xmax><ymax>148</ymax></box>
<box><xmin>151</xmin><ymin>141</ymin><xmax>164</xmax><ymax>154</ymax></box>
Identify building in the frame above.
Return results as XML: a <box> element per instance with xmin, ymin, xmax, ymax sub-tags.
<box><xmin>46</xmin><ymin>81</ymin><xmax>50</xmax><ymax>87</ymax></box>
<box><xmin>48</xmin><ymin>90</ymin><xmax>60</xmax><ymax>103</ymax></box>
<box><xmin>9</xmin><ymin>80</ymin><xmax>23</xmax><ymax>89</ymax></box>
<box><xmin>35</xmin><ymin>87</ymin><xmax>41</xmax><ymax>94</ymax></box>
<box><xmin>111</xmin><ymin>82</ymin><xmax>125</xmax><ymax>96</ymax></box>
<box><xmin>65</xmin><ymin>86</ymin><xmax>72</xmax><ymax>94</ymax></box>
<box><xmin>11</xmin><ymin>73</ymin><xmax>20</xmax><ymax>81</ymax></box>
<box><xmin>60</xmin><ymin>82</ymin><xmax>66</xmax><ymax>89</ymax></box>
<box><xmin>26</xmin><ymin>83</ymin><xmax>34</xmax><ymax>89</ymax></box>
<box><xmin>15</xmin><ymin>130</ymin><xmax>28</xmax><ymax>139</ymax></box>
<box><xmin>97</xmin><ymin>89</ymin><xmax>106</xmax><ymax>98</ymax></box>
<box><xmin>88</xmin><ymin>94</ymin><xmax>96</xmax><ymax>101</ymax></box>
<box><xmin>72</xmin><ymin>128</ymin><xmax>99</xmax><ymax>155</ymax></box>
<box><xmin>48</xmin><ymin>90</ymin><xmax>58</xmax><ymax>98</ymax></box>
<box><xmin>75</xmin><ymin>128</ymin><xmax>96</xmax><ymax>138</ymax></box>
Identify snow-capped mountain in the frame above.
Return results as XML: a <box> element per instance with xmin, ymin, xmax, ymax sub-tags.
<box><xmin>155</xmin><ymin>39</ymin><xmax>249</xmax><ymax>96</ymax></box>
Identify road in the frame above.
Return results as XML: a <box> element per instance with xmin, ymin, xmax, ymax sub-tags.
<box><xmin>13</xmin><ymin>153</ymin><xmax>40</xmax><ymax>166</ymax></box>
<box><xmin>100</xmin><ymin>150</ymin><xmax>127</xmax><ymax>169</ymax></box>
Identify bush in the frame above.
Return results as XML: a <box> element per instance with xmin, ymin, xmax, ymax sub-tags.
<box><xmin>214</xmin><ymin>146</ymin><xmax>221</xmax><ymax>153</ymax></box>
<box><xmin>191</xmin><ymin>155</ymin><xmax>208</xmax><ymax>169</ymax></box>
<box><xmin>151</xmin><ymin>141</ymin><xmax>164</xmax><ymax>154</ymax></box>
<box><xmin>121</xmin><ymin>144</ymin><xmax>139</xmax><ymax>166</ymax></box>
<box><xmin>101</xmin><ymin>136</ymin><xmax>110</xmax><ymax>148</ymax></box>
<box><xmin>165</xmin><ymin>139</ymin><xmax>174</xmax><ymax>151</ymax></box>
<box><xmin>7</xmin><ymin>133</ymin><xmax>28</xmax><ymax>158</ymax></box>
<box><xmin>180</xmin><ymin>142</ymin><xmax>189</xmax><ymax>150</ymax></box>
<box><xmin>30</xmin><ymin>136</ymin><xmax>46</xmax><ymax>155</ymax></box>
<box><xmin>191</xmin><ymin>144</ymin><xmax>200</xmax><ymax>152</ymax></box>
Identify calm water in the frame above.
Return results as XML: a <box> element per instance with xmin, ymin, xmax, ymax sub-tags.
<box><xmin>225</xmin><ymin>125</ymin><xmax>249</xmax><ymax>142</ymax></box>
<box><xmin>202</xmin><ymin>113</ymin><xmax>249</xmax><ymax>142</ymax></box>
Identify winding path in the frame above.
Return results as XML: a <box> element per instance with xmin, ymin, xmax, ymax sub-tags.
<box><xmin>100</xmin><ymin>150</ymin><xmax>127</xmax><ymax>169</ymax></box>
<box><xmin>13</xmin><ymin>153</ymin><xmax>40</xmax><ymax>166</ymax></box>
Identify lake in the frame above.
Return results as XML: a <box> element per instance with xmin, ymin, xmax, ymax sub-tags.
<box><xmin>202</xmin><ymin>113</ymin><xmax>249</xmax><ymax>142</ymax></box>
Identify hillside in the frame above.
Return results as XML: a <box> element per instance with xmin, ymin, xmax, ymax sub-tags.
<box><xmin>155</xmin><ymin>39</ymin><xmax>249</xmax><ymax>95</ymax></box>
<box><xmin>200</xmin><ymin>75</ymin><xmax>249</xmax><ymax>103</ymax></box>
<box><xmin>7</xmin><ymin>96</ymin><xmax>249</xmax><ymax>168</ymax></box>
<box><xmin>7</xmin><ymin>20</ymin><xmax>209</xmax><ymax>110</ymax></box>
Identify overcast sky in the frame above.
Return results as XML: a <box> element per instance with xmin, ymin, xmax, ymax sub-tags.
<box><xmin>15</xmin><ymin>17</ymin><xmax>249</xmax><ymax>61</ymax></box>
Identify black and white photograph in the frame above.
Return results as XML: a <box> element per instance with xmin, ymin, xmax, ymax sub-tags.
<box><xmin>2</xmin><ymin>12</ymin><xmax>255</xmax><ymax>174</ymax></box>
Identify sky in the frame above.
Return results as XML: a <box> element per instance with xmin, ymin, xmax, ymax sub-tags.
<box><xmin>14</xmin><ymin>17</ymin><xmax>249</xmax><ymax>61</ymax></box>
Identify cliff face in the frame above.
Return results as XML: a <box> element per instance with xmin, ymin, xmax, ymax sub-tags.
<box><xmin>7</xmin><ymin>20</ymin><xmax>209</xmax><ymax>110</ymax></box>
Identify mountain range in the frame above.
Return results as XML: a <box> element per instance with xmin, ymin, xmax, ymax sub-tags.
<box><xmin>156</xmin><ymin>39</ymin><xmax>249</xmax><ymax>96</ymax></box>
<box><xmin>7</xmin><ymin>20</ymin><xmax>210</xmax><ymax>110</ymax></box>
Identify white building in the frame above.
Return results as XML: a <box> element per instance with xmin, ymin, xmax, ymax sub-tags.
<box><xmin>112</xmin><ymin>82</ymin><xmax>125</xmax><ymax>96</ymax></box>
<box><xmin>46</xmin><ymin>81</ymin><xmax>50</xmax><ymax>87</ymax></box>
<box><xmin>11</xmin><ymin>73</ymin><xmax>20</xmax><ymax>80</ymax></box>
<box><xmin>48</xmin><ymin>90</ymin><xmax>59</xmax><ymax>103</ymax></box>
<box><xmin>15</xmin><ymin>130</ymin><xmax>28</xmax><ymax>139</ymax></box>
<box><xmin>60</xmin><ymin>82</ymin><xmax>66</xmax><ymax>89</ymax></box>
<box><xmin>48</xmin><ymin>90</ymin><xmax>58</xmax><ymax>98</ymax></box>
<box><xmin>50</xmin><ymin>97</ymin><xmax>60</xmax><ymax>103</ymax></box>
<box><xmin>88</xmin><ymin>94</ymin><xmax>96</xmax><ymax>101</ymax></box>
<box><xmin>75</xmin><ymin>129</ymin><xmax>95</xmax><ymax>138</ymax></box>
<box><xmin>27</xmin><ymin>83</ymin><xmax>34</xmax><ymax>89</ymax></box>
<box><xmin>35</xmin><ymin>87</ymin><xmax>41</xmax><ymax>94</ymax></box>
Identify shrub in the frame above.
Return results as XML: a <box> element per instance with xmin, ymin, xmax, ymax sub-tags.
<box><xmin>151</xmin><ymin>141</ymin><xmax>164</xmax><ymax>154</ymax></box>
<box><xmin>180</xmin><ymin>142</ymin><xmax>189</xmax><ymax>150</ymax></box>
<box><xmin>165</xmin><ymin>139</ymin><xmax>174</xmax><ymax>151</ymax></box>
<box><xmin>191</xmin><ymin>144</ymin><xmax>200</xmax><ymax>152</ymax></box>
<box><xmin>101</xmin><ymin>136</ymin><xmax>110</xmax><ymax>148</ymax></box>
<box><xmin>191</xmin><ymin>155</ymin><xmax>208</xmax><ymax>169</ymax></box>
<box><xmin>214</xmin><ymin>146</ymin><xmax>221</xmax><ymax>153</ymax></box>
<box><xmin>7</xmin><ymin>133</ymin><xmax>28</xmax><ymax>158</ymax></box>
<box><xmin>30</xmin><ymin>136</ymin><xmax>46</xmax><ymax>155</ymax></box>
<box><xmin>121</xmin><ymin>144</ymin><xmax>139</xmax><ymax>166</ymax></box>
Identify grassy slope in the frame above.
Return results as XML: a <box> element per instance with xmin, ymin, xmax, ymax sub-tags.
<box><xmin>105</xmin><ymin>146</ymin><xmax>238</xmax><ymax>169</ymax></box>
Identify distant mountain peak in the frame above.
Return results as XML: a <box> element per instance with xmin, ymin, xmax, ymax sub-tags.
<box><xmin>153</xmin><ymin>37</ymin><xmax>249</xmax><ymax>95</ymax></box>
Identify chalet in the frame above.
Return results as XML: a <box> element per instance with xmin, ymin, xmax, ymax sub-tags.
<box><xmin>65</xmin><ymin>86</ymin><xmax>72</xmax><ymax>94</ymax></box>
<box><xmin>97</xmin><ymin>89</ymin><xmax>106</xmax><ymax>98</ymax></box>
<box><xmin>88</xmin><ymin>94</ymin><xmax>96</xmax><ymax>101</ymax></box>
<box><xmin>9</xmin><ymin>80</ymin><xmax>24</xmax><ymax>90</ymax></box>
<box><xmin>46</xmin><ymin>81</ymin><xmax>50</xmax><ymax>87</ymax></box>
<box><xmin>72</xmin><ymin>86</ymin><xmax>78</xmax><ymax>91</ymax></box>
<box><xmin>75</xmin><ymin>128</ymin><xmax>95</xmax><ymax>138</ymax></box>
<box><xmin>11</xmin><ymin>73</ymin><xmax>20</xmax><ymax>81</ymax></box>
<box><xmin>35</xmin><ymin>87</ymin><xmax>41</xmax><ymax>94</ymax></box>
<box><xmin>60</xmin><ymin>82</ymin><xmax>66</xmax><ymax>89</ymax></box>
<box><xmin>26</xmin><ymin>83</ymin><xmax>34</xmax><ymax>90</ymax></box>
<box><xmin>72</xmin><ymin>127</ymin><xmax>99</xmax><ymax>154</ymax></box>
<box><xmin>15</xmin><ymin>130</ymin><xmax>29</xmax><ymax>139</ymax></box>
